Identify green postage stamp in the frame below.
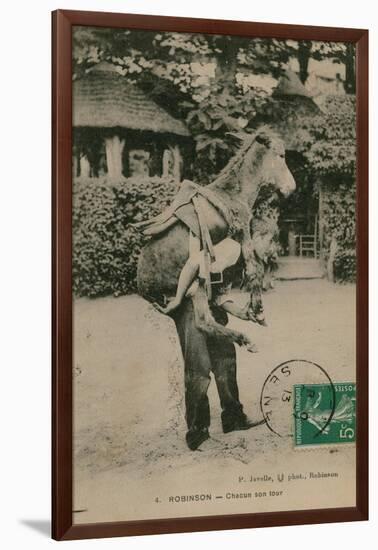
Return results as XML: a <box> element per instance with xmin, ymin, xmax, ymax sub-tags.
<box><xmin>294</xmin><ymin>382</ymin><xmax>356</xmax><ymax>447</ymax></box>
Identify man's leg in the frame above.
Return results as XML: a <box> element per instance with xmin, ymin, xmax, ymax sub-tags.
<box><xmin>207</xmin><ymin>307</ymin><xmax>256</xmax><ymax>433</ymax></box>
<box><xmin>172</xmin><ymin>298</ymin><xmax>212</xmax><ymax>450</ymax></box>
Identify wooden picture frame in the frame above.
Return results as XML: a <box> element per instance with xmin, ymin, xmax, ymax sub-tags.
<box><xmin>52</xmin><ymin>9</ymin><xmax>368</xmax><ymax>541</ymax></box>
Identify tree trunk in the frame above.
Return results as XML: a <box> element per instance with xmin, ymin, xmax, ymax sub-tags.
<box><xmin>79</xmin><ymin>154</ymin><xmax>91</xmax><ymax>178</ymax></box>
<box><xmin>72</xmin><ymin>149</ymin><xmax>79</xmax><ymax>178</ymax></box>
<box><xmin>318</xmin><ymin>181</ymin><xmax>325</xmax><ymax>266</ymax></box>
<box><xmin>105</xmin><ymin>135</ymin><xmax>125</xmax><ymax>180</ymax></box>
<box><xmin>162</xmin><ymin>149</ymin><xmax>172</xmax><ymax>178</ymax></box>
<box><xmin>344</xmin><ymin>43</ymin><xmax>356</xmax><ymax>94</ymax></box>
<box><xmin>162</xmin><ymin>145</ymin><xmax>183</xmax><ymax>182</ymax></box>
<box><xmin>297</xmin><ymin>41</ymin><xmax>312</xmax><ymax>84</ymax></box>
<box><xmin>327</xmin><ymin>235</ymin><xmax>338</xmax><ymax>282</ymax></box>
<box><xmin>214</xmin><ymin>37</ymin><xmax>241</xmax><ymax>86</ymax></box>
<box><xmin>170</xmin><ymin>145</ymin><xmax>182</xmax><ymax>182</ymax></box>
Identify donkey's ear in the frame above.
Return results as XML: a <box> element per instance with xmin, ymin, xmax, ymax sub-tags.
<box><xmin>255</xmin><ymin>132</ymin><xmax>272</xmax><ymax>148</ymax></box>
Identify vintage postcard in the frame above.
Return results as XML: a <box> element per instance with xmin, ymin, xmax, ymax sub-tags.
<box><xmin>71</xmin><ymin>25</ymin><xmax>358</xmax><ymax>524</ymax></box>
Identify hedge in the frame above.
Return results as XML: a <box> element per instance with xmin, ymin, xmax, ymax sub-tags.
<box><xmin>73</xmin><ymin>176</ymin><xmax>178</xmax><ymax>297</ymax></box>
<box><xmin>304</xmin><ymin>96</ymin><xmax>356</xmax><ymax>283</ymax></box>
<box><xmin>321</xmin><ymin>181</ymin><xmax>356</xmax><ymax>283</ymax></box>
<box><xmin>73</xmin><ymin>173</ymin><xmax>356</xmax><ymax>299</ymax></box>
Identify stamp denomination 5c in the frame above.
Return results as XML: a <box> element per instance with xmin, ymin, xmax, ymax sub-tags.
<box><xmin>294</xmin><ymin>383</ymin><xmax>356</xmax><ymax>447</ymax></box>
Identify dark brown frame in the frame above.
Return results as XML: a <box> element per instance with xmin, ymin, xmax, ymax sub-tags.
<box><xmin>52</xmin><ymin>9</ymin><xmax>369</xmax><ymax>541</ymax></box>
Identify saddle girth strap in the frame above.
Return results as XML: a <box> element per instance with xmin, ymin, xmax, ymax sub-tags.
<box><xmin>192</xmin><ymin>194</ymin><xmax>215</xmax><ymax>301</ymax></box>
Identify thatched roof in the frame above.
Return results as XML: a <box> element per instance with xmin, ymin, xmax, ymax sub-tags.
<box><xmin>73</xmin><ymin>63</ymin><xmax>190</xmax><ymax>136</ymax></box>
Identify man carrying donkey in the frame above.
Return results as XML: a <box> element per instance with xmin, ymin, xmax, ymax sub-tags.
<box><xmin>136</xmin><ymin>129</ymin><xmax>296</xmax><ymax>450</ymax></box>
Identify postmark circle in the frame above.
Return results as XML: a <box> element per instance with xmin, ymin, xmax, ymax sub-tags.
<box><xmin>259</xmin><ymin>359</ymin><xmax>336</xmax><ymax>438</ymax></box>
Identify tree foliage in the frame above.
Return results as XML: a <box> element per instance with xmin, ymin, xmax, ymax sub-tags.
<box><xmin>73</xmin><ymin>27</ymin><xmax>354</xmax><ymax>180</ymax></box>
<box><xmin>304</xmin><ymin>95</ymin><xmax>356</xmax><ymax>178</ymax></box>
<box><xmin>300</xmin><ymin>95</ymin><xmax>356</xmax><ymax>282</ymax></box>
<box><xmin>73</xmin><ymin>28</ymin><xmax>356</xmax><ymax>284</ymax></box>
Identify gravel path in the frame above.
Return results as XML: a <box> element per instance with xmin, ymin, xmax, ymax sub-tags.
<box><xmin>73</xmin><ymin>279</ymin><xmax>356</xmax><ymax>523</ymax></box>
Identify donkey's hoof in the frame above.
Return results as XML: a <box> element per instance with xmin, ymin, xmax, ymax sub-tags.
<box><xmin>152</xmin><ymin>302</ymin><xmax>166</xmax><ymax>313</ymax></box>
<box><xmin>256</xmin><ymin>313</ymin><xmax>267</xmax><ymax>326</ymax></box>
<box><xmin>246</xmin><ymin>343</ymin><xmax>258</xmax><ymax>353</ymax></box>
<box><xmin>237</xmin><ymin>334</ymin><xmax>254</xmax><ymax>349</ymax></box>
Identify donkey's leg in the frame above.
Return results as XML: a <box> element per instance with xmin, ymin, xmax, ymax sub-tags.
<box><xmin>192</xmin><ymin>281</ymin><xmax>252</xmax><ymax>348</ymax></box>
<box><xmin>240</xmin><ymin>237</ymin><xmax>266</xmax><ymax>324</ymax></box>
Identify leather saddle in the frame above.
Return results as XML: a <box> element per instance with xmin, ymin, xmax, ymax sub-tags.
<box><xmin>132</xmin><ymin>180</ymin><xmax>232</xmax><ymax>300</ymax></box>
<box><xmin>131</xmin><ymin>180</ymin><xmax>231</xmax><ymax>243</ymax></box>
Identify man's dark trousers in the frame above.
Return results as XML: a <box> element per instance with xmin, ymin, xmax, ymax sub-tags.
<box><xmin>172</xmin><ymin>297</ymin><xmax>248</xmax><ymax>449</ymax></box>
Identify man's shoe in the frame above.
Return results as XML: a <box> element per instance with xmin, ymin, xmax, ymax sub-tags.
<box><xmin>186</xmin><ymin>428</ymin><xmax>210</xmax><ymax>450</ymax></box>
<box><xmin>222</xmin><ymin>416</ymin><xmax>265</xmax><ymax>434</ymax></box>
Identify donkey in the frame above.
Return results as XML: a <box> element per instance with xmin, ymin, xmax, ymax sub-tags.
<box><xmin>137</xmin><ymin>129</ymin><xmax>296</xmax><ymax>348</ymax></box>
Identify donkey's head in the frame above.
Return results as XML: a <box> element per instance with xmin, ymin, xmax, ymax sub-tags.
<box><xmin>239</xmin><ymin>129</ymin><xmax>296</xmax><ymax>199</ymax></box>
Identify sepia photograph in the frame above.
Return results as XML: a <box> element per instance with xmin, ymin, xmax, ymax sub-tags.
<box><xmin>1</xmin><ymin>0</ymin><xmax>374</xmax><ymax>547</ymax></box>
<box><xmin>69</xmin><ymin>23</ymin><xmax>360</xmax><ymax>525</ymax></box>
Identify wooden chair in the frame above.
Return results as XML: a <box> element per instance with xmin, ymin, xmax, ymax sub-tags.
<box><xmin>297</xmin><ymin>216</ymin><xmax>318</xmax><ymax>258</ymax></box>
